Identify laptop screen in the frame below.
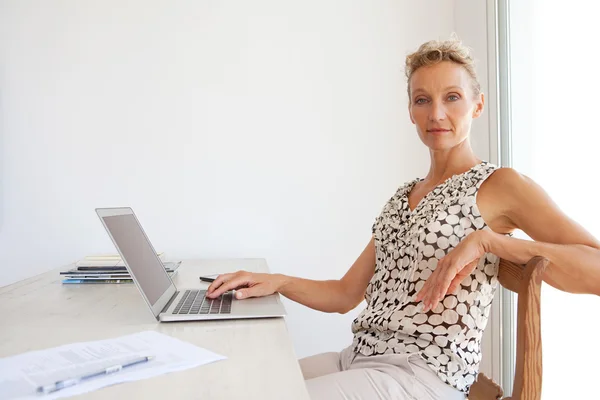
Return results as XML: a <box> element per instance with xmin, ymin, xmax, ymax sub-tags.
<box><xmin>102</xmin><ymin>213</ymin><xmax>172</xmax><ymax>305</ymax></box>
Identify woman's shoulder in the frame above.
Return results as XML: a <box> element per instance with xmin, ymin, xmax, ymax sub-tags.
<box><xmin>477</xmin><ymin>166</ymin><xmax>529</xmax><ymax>234</ymax></box>
<box><xmin>391</xmin><ymin>178</ymin><xmax>421</xmax><ymax>198</ymax></box>
<box><xmin>480</xmin><ymin>166</ymin><xmax>527</xmax><ymax>192</ymax></box>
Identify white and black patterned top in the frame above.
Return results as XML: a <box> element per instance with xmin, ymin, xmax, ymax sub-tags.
<box><xmin>351</xmin><ymin>161</ymin><xmax>504</xmax><ymax>394</ymax></box>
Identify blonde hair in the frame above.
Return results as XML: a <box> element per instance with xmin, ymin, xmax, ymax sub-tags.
<box><xmin>405</xmin><ymin>36</ymin><xmax>480</xmax><ymax>101</ymax></box>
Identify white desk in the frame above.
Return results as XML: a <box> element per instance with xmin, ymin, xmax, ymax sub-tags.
<box><xmin>0</xmin><ymin>258</ymin><xmax>310</xmax><ymax>400</ymax></box>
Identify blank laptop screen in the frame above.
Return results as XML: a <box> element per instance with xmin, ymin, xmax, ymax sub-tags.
<box><xmin>102</xmin><ymin>214</ymin><xmax>171</xmax><ymax>305</ymax></box>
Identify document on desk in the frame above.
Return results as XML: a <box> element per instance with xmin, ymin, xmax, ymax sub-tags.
<box><xmin>0</xmin><ymin>331</ymin><xmax>226</xmax><ymax>399</ymax></box>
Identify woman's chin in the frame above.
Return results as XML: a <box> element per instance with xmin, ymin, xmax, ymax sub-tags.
<box><xmin>423</xmin><ymin>138</ymin><xmax>456</xmax><ymax>151</ymax></box>
<box><xmin>420</xmin><ymin>134</ymin><xmax>468</xmax><ymax>151</ymax></box>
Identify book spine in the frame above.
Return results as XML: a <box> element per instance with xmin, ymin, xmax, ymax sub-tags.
<box><xmin>61</xmin><ymin>272</ymin><xmax>175</xmax><ymax>280</ymax></box>
<box><xmin>61</xmin><ymin>279</ymin><xmax>133</xmax><ymax>284</ymax></box>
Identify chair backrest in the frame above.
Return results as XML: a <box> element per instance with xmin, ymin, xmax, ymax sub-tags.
<box><xmin>468</xmin><ymin>256</ymin><xmax>548</xmax><ymax>400</ymax></box>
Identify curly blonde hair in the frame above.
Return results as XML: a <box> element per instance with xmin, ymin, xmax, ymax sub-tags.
<box><xmin>405</xmin><ymin>37</ymin><xmax>480</xmax><ymax>102</ymax></box>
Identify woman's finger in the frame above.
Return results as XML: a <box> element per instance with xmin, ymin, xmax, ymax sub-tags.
<box><xmin>448</xmin><ymin>265</ymin><xmax>473</xmax><ymax>295</ymax></box>
<box><xmin>422</xmin><ymin>261</ymin><xmax>452</xmax><ymax>311</ymax></box>
<box><xmin>414</xmin><ymin>280</ymin><xmax>429</xmax><ymax>303</ymax></box>
<box><xmin>429</xmin><ymin>280</ymin><xmax>451</xmax><ymax>311</ymax></box>
<box><xmin>433</xmin><ymin>264</ymin><xmax>459</xmax><ymax>304</ymax></box>
<box><xmin>415</xmin><ymin>262</ymin><xmax>437</xmax><ymax>303</ymax></box>
<box><xmin>206</xmin><ymin>273</ymin><xmax>233</xmax><ymax>295</ymax></box>
<box><xmin>417</xmin><ymin>279</ymin><xmax>435</xmax><ymax>310</ymax></box>
<box><xmin>207</xmin><ymin>275</ymin><xmax>250</xmax><ymax>298</ymax></box>
<box><xmin>447</xmin><ymin>277</ymin><xmax>462</xmax><ymax>295</ymax></box>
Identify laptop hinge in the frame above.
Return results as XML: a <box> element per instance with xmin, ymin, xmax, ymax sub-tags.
<box><xmin>160</xmin><ymin>290</ymin><xmax>179</xmax><ymax>314</ymax></box>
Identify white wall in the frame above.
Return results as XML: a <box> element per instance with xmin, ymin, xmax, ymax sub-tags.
<box><xmin>454</xmin><ymin>0</ymin><xmax>490</xmax><ymax>164</ymax></box>
<box><xmin>0</xmin><ymin>1</ymin><xmax>491</xmax><ymax>358</ymax></box>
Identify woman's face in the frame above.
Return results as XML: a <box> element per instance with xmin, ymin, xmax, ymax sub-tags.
<box><xmin>408</xmin><ymin>61</ymin><xmax>484</xmax><ymax>151</ymax></box>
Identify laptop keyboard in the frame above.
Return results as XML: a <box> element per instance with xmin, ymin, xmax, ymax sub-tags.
<box><xmin>172</xmin><ymin>290</ymin><xmax>232</xmax><ymax>315</ymax></box>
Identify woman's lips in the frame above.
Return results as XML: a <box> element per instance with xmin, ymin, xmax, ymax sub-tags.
<box><xmin>427</xmin><ymin>129</ymin><xmax>451</xmax><ymax>135</ymax></box>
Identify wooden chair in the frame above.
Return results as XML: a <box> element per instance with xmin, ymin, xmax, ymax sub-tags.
<box><xmin>468</xmin><ymin>256</ymin><xmax>548</xmax><ymax>400</ymax></box>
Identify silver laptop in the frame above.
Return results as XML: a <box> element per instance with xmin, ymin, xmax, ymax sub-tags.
<box><xmin>95</xmin><ymin>207</ymin><xmax>286</xmax><ymax>322</ymax></box>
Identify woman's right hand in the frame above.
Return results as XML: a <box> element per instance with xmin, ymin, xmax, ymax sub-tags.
<box><xmin>206</xmin><ymin>270</ymin><xmax>286</xmax><ymax>300</ymax></box>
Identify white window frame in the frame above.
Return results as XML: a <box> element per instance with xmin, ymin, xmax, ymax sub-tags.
<box><xmin>486</xmin><ymin>0</ymin><xmax>516</xmax><ymax>396</ymax></box>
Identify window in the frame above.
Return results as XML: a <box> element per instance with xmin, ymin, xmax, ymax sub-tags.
<box><xmin>503</xmin><ymin>1</ymin><xmax>600</xmax><ymax>398</ymax></box>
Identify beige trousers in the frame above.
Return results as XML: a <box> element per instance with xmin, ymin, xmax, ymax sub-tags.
<box><xmin>299</xmin><ymin>346</ymin><xmax>467</xmax><ymax>400</ymax></box>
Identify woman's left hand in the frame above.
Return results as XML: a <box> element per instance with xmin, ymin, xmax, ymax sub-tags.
<box><xmin>415</xmin><ymin>230</ymin><xmax>489</xmax><ymax>312</ymax></box>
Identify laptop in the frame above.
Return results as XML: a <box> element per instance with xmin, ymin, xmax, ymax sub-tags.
<box><xmin>95</xmin><ymin>207</ymin><xmax>286</xmax><ymax>322</ymax></box>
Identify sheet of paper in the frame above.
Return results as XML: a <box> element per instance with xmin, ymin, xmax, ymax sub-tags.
<box><xmin>0</xmin><ymin>331</ymin><xmax>226</xmax><ymax>399</ymax></box>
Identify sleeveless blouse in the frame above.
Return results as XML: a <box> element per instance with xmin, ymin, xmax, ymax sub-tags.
<box><xmin>351</xmin><ymin>161</ymin><xmax>503</xmax><ymax>394</ymax></box>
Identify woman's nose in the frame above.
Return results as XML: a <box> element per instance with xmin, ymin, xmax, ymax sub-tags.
<box><xmin>428</xmin><ymin>102</ymin><xmax>446</xmax><ymax>121</ymax></box>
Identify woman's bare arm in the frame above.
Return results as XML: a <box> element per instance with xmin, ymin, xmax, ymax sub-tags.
<box><xmin>206</xmin><ymin>238</ymin><xmax>377</xmax><ymax>314</ymax></box>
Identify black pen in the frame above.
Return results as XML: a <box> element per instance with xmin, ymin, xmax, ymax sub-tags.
<box><xmin>199</xmin><ymin>276</ymin><xmax>216</xmax><ymax>283</ymax></box>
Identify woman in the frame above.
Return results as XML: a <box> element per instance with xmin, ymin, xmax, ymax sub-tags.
<box><xmin>207</xmin><ymin>38</ymin><xmax>600</xmax><ymax>399</ymax></box>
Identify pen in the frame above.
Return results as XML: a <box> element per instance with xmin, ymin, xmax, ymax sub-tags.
<box><xmin>36</xmin><ymin>355</ymin><xmax>154</xmax><ymax>395</ymax></box>
<box><xmin>199</xmin><ymin>276</ymin><xmax>216</xmax><ymax>283</ymax></box>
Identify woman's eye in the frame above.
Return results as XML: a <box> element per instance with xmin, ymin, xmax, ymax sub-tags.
<box><xmin>415</xmin><ymin>98</ymin><xmax>428</xmax><ymax>105</ymax></box>
<box><xmin>448</xmin><ymin>94</ymin><xmax>460</xmax><ymax>101</ymax></box>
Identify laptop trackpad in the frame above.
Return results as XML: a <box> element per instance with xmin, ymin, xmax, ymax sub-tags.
<box><xmin>232</xmin><ymin>294</ymin><xmax>285</xmax><ymax>317</ymax></box>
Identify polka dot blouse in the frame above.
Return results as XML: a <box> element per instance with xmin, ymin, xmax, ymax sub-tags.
<box><xmin>351</xmin><ymin>161</ymin><xmax>504</xmax><ymax>394</ymax></box>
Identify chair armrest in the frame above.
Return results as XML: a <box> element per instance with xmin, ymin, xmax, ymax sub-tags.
<box><xmin>468</xmin><ymin>372</ymin><xmax>503</xmax><ymax>400</ymax></box>
<box><xmin>497</xmin><ymin>256</ymin><xmax>548</xmax><ymax>400</ymax></box>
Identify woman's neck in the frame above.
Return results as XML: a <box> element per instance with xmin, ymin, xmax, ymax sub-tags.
<box><xmin>425</xmin><ymin>146</ymin><xmax>481</xmax><ymax>185</ymax></box>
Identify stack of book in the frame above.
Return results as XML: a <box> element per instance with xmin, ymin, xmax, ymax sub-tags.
<box><xmin>60</xmin><ymin>253</ymin><xmax>180</xmax><ymax>284</ymax></box>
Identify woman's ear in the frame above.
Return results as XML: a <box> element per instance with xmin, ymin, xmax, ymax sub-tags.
<box><xmin>473</xmin><ymin>93</ymin><xmax>485</xmax><ymax>118</ymax></box>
